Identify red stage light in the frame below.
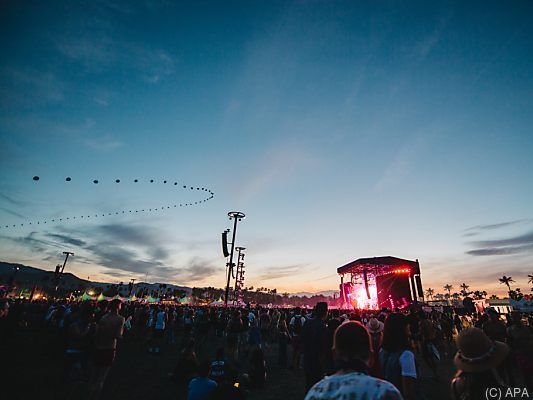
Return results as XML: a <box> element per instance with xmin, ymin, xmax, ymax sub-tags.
<box><xmin>393</xmin><ymin>268</ymin><xmax>411</xmax><ymax>274</ymax></box>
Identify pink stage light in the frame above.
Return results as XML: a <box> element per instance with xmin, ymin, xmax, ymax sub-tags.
<box><xmin>346</xmin><ymin>278</ymin><xmax>378</xmax><ymax>310</ymax></box>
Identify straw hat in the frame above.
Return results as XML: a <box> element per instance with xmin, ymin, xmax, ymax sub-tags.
<box><xmin>454</xmin><ymin>328</ymin><xmax>509</xmax><ymax>372</ymax></box>
<box><xmin>366</xmin><ymin>317</ymin><xmax>384</xmax><ymax>334</ymax></box>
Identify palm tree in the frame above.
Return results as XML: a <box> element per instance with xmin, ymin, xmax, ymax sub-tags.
<box><xmin>528</xmin><ymin>274</ymin><xmax>533</xmax><ymax>285</ymax></box>
<box><xmin>443</xmin><ymin>284</ymin><xmax>453</xmax><ymax>297</ymax></box>
<box><xmin>472</xmin><ymin>290</ymin><xmax>487</xmax><ymax>300</ymax></box>
<box><xmin>425</xmin><ymin>288</ymin><xmax>435</xmax><ymax>301</ymax></box>
<box><xmin>498</xmin><ymin>276</ymin><xmax>514</xmax><ymax>291</ymax></box>
<box><xmin>459</xmin><ymin>283</ymin><xmax>470</xmax><ymax>297</ymax></box>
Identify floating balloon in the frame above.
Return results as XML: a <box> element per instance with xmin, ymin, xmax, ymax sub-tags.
<box><xmin>0</xmin><ymin>176</ymin><xmax>215</xmax><ymax>229</ymax></box>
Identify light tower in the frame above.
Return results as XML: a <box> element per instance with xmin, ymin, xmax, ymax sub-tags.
<box><xmin>223</xmin><ymin>211</ymin><xmax>245</xmax><ymax>307</ymax></box>
<box><xmin>233</xmin><ymin>246</ymin><xmax>246</xmax><ymax>305</ymax></box>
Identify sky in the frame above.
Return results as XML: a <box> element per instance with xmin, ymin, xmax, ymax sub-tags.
<box><xmin>1</xmin><ymin>0</ymin><xmax>532</xmax><ymax>296</ymax></box>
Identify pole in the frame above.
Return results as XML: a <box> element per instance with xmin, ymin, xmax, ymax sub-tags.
<box><xmin>224</xmin><ymin>217</ymin><xmax>238</xmax><ymax>307</ymax></box>
<box><xmin>224</xmin><ymin>211</ymin><xmax>245</xmax><ymax>307</ymax></box>
<box><xmin>60</xmin><ymin>251</ymin><xmax>74</xmax><ymax>275</ymax></box>
<box><xmin>55</xmin><ymin>251</ymin><xmax>74</xmax><ymax>293</ymax></box>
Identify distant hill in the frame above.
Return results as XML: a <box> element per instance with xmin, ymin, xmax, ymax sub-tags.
<box><xmin>0</xmin><ymin>261</ymin><xmax>191</xmax><ymax>296</ymax></box>
<box><xmin>0</xmin><ymin>261</ymin><xmax>335</xmax><ymax>298</ymax></box>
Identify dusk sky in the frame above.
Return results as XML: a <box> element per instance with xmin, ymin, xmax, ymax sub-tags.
<box><xmin>1</xmin><ymin>1</ymin><xmax>532</xmax><ymax>296</ymax></box>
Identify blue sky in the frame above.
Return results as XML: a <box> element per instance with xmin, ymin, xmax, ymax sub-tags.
<box><xmin>1</xmin><ymin>1</ymin><xmax>532</xmax><ymax>295</ymax></box>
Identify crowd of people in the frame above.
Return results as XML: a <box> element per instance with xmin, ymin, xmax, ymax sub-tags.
<box><xmin>1</xmin><ymin>290</ymin><xmax>533</xmax><ymax>400</ymax></box>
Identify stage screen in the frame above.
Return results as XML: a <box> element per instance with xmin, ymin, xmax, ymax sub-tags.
<box><xmin>376</xmin><ymin>273</ymin><xmax>412</xmax><ymax>309</ymax></box>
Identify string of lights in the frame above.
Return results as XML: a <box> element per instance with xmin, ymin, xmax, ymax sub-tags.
<box><xmin>0</xmin><ymin>176</ymin><xmax>215</xmax><ymax>229</ymax></box>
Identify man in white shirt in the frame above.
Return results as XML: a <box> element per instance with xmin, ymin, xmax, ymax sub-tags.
<box><xmin>305</xmin><ymin>321</ymin><xmax>402</xmax><ymax>400</ymax></box>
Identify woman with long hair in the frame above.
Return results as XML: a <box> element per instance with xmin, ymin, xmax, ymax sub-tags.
<box><xmin>379</xmin><ymin>313</ymin><xmax>418</xmax><ymax>400</ymax></box>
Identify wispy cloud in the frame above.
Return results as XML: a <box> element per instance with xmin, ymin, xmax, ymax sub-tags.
<box><xmin>374</xmin><ymin>136</ymin><xmax>427</xmax><ymax>192</ymax></box>
<box><xmin>0</xmin><ymin>193</ymin><xmax>30</xmax><ymax>208</ymax></box>
<box><xmin>0</xmin><ymin>207</ymin><xmax>25</xmax><ymax>219</ymax></box>
<box><xmin>180</xmin><ymin>258</ymin><xmax>218</xmax><ymax>282</ymax></box>
<box><xmin>0</xmin><ymin>67</ymin><xmax>65</xmax><ymax>108</ymax></box>
<box><xmin>84</xmin><ymin>135</ymin><xmax>123</xmax><ymax>151</ymax></box>
<box><xmin>412</xmin><ymin>11</ymin><xmax>452</xmax><ymax>61</ymax></box>
<box><xmin>57</xmin><ymin>36</ymin><xmax>176</xmax><ymax>83</ymax></box>
<box><xmin>466</xmin><ymin>230</ymin><xmax>533</xmax><ymax>257</ymax></box>
<box><xmin>463</xmin><ymin>219</ymin><xmax>531</xmax><ymax>237</ymax></box>
<box><xmin>469</xmin><ymin>231</ymin><xmax>533</xmax><ymax>248</ymax></box>
<box><xmin>466</xmin><ymin>245</ymin><xmax>533</xmax><ymax>256</ymax></box>
<box><xmin>235</xmin><ymin>142</ymin><xmax>321</xmax><ymax>202</ymax></box>
<box><xmin>45</xmin><ymin>233</ymin><xmax>87</xmax><ymax>247</ymax></box>
<box><xmin>254</xmin><ymin>264</ymin><xmax>306</xmax><ymax>282</ymax></box>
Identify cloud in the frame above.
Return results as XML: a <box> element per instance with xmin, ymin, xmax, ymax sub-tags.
<box><xmin>466</xmin><ymin>245</ymin><xmax>533</xmax><ymax>256</ymax></box>
<box><xmin>413</xmin><ymin>11</ymin><xmax>452</xmax><ymax>61</ymax></box>
<box><xmin>85</xmin><ymin>243</ymin><xmax>169</xmax><ymax>276</ymax></box>
<box><xmin>235</xmin><ymin>143</ymin><xmax>320</xmax><ymax>202</ymax></box>
<box><xmin>469</xmin><ymin>231</ymin><xmax>533</xmax><ymax>248</ymax></box>
<box><xmin>2</xmin><ymin>231</ymin><xmax>63</xmax><ymax>253</ymax></box>
<box><xmin>0</xmin><ymin>193</ymin><xmax>28</xmax><ymax>207</ymax></box>
<box><xmin>0</xmin><ymin>67</ymin><xmax>65</xmax><ymax>108</ymax></box>
<box><xmin>2</xmin><ymin>221</ymin><xmax>218</xmax><ymax>285</ymax></box>
<box><xmin>466</xmin><ymin>231</ymin><xmax>533</xmax><ymax>257</ymax></box>
<box><xmin>45</xmin><ymin>233</ymin><xmax>87</xmax><ymax>247</ymax></box>
<box><xmin>0</xmin><ymin>207</ymin><xmax>25</xmax><ymax>219</ymax></box>
<box><xmin>57</xmin><ymin>35</ymin><xmax>176</xmax><ymax>83</ymax></box>
<box><xmin>5</xmin><ymin>223</ymin><xmax>174</xmax><ymax>280</ymax></box>
<box><xmin>254</xmin><ymin>264</ymin><xmax>306</xmax><ymax>282</ymax></box>
<box><xmin>62</xmin><ymin>223</ymin><xmax>217</xmax><ymax>283</ymax></box>
<box><xmin>463</xmin><ymin>219</ymin><xmax>530</xmax><ymax>236</ymax></box>
<box><xmin>84</xmin><ymin>136</ymin><xmax>123</xmax><ymax>151</ymax></box>
<box><xmin>180</xmin><ymin>258</ymin><xmax>218</xmax><ymax>281</ymax></box>
<box><xmin>374</xmin><ymin>136</ymin><xmax>427</xmax><ymax>192</ymax></box>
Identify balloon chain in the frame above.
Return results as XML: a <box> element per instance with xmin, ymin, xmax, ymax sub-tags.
<box><xmin>1</xmin><ymin>176</ymin><xmax>214</xmax><ymax>229</ymax></box>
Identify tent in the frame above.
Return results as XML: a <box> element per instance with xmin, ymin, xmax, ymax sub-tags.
<box><xmin>81</xmin><ymin>292</ymin><xmax>96</xmax><ymax>301</ymax></box>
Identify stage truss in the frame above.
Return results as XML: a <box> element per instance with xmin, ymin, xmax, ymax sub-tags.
<box><xmin>337</xmin><ymin>256</ymin><xmax>423</xmax><ymax>310</ymax></box>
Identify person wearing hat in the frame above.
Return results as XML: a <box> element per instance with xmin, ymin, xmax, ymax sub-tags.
<box><xmin>451</xmin><ymin>327</ymin><xmax>511</xmax><ymax>400</ymax></box>
<box><xmin>366</xmin><ymin>317</ymin><xmax>385</xmax><ymax>377</ymax></box>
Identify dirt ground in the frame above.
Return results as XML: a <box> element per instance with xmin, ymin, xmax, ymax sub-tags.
<box><xmin>5</xmin><ymin>326</ymin><xmax>455</xmax><ymax>400</ymax></box>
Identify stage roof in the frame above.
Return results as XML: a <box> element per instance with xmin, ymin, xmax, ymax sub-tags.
<box><xmin>337</xmin><ymin>256</ymin><xmax>420</xmax><ymax>275</ymax></box>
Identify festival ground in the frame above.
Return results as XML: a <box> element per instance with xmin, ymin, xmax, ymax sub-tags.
<box><xmin>5</xmin><ymin>324</ymin><xmax>455</xmax><ymax>400</ymax></box>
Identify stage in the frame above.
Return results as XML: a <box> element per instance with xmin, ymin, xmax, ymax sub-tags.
<box><xmin>337</xmin><ymin>256</ymin><xmax>424</xmax><ymax>310</ymax></box>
